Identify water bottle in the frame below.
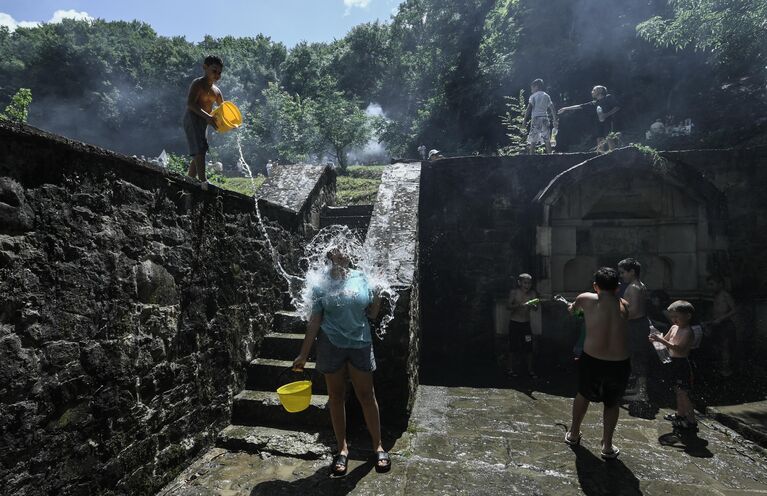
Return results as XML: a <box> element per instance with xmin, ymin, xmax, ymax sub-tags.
<box><xmin>550</xmin><ymin>127</ymin><xmax>558</xmax><ymax>148</ymax></box>
<box><xmin>649</xmin><ymin>326</ymin><xmax>672</xmax><ymax>364</ymax></box>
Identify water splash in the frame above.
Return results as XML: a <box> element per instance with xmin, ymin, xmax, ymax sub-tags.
<box><xmin>235</xmin><ymin>134</ymin><xmax>399</xmax><ymax>338</ymax></box>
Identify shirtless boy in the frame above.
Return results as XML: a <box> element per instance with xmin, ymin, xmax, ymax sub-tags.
<box><xmin>618</xmin><ymin>258</ymin><xmax>651</xmax><ymax>400</ymax></box>
<box><xmin>507</xmin><ymin>273</ymin><xmax>539</xmax><ymax>378</ymax></box>
<box><xmin>649</xmin><ymin>300</ymin><xmax>697</xmax><ymax>429</ymax></box>
<box><xmin>184</xmin><ymin>55</ymin><xmax>224</xmax><ymax>190</ymax></box>
<box><xmin>705</xmin><ymin>275</ymin><xmax>738</xmax><ymax>377</ymax></box>
<box><xmin>565</xmin><ymin>267</ymin><xmax>630</xmax><ymax>459</ymax></box>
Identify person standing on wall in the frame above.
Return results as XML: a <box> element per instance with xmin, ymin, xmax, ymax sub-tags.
<box><xmin>558</xmin><ymin>85</ymin><xmax>620</xmax><ymax>153</ymax></box>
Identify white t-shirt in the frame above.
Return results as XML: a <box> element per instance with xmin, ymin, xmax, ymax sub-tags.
<box><xmin>529</xmin><ymin>91</ymin><xmax>553</xmax><ymax>118</ymax></box>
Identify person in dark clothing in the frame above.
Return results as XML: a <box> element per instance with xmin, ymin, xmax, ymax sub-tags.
<box><xmin>558</xmin><ymin>85</ymin><xmax>621</xmax><ymax>152</ymax></box>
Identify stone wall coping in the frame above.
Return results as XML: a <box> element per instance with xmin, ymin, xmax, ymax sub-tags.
<box><xmin>0</xmin><ymin>120</ymin><xmax>258</xmax><ymax>211</ymax></box>
<box><xmin>257</xmin><ymin>163</ymin><xmax>334</xmax><ymax>214</ymax></box>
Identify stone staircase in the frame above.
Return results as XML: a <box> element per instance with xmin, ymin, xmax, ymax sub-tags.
<box><xmin>215</xmin><ymin>309</ymin><xmax>335</xmax><ymax>459</ymax></box>
<box><xmin>320</xmin><ymin>204</ymin><xmax>373</xmax><ymax>240</ymax></box>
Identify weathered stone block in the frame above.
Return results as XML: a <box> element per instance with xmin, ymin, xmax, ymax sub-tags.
<box><xmin>134</xmin><ymin>260</ymin><xmax>178</xmax><ymax>305</ymax></box>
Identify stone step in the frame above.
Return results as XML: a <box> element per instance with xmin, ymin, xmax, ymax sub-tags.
<box><xmin>216</xmin><ymin>424</ymin><xmax>333</xmax><ymax>459</ymax></box>
<box><xmin>247</xmin><ymin>358</ymin><xmax>327</xmax><ymax>394</ymax></box>
<box><xmin>273</xmin><ymin>310</ymin><xmax>306</xmax><ymax>334</ymax></box>
<box><xmin>261</xmin><ymin>333</ymin><xmax>305</xmax><ymax>360</ymax></box>
<box><xmin>232</xmin><ymin>390</ymin><xmax>330</xmax><ymax>428</ymax></box>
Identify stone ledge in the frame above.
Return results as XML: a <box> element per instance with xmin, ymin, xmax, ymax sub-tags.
<box><xmin>707</xmin><ymin>401</ymin><xmax>767</xmax><ymax>449</ymax></box>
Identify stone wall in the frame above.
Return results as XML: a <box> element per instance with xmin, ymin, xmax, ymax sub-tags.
<box><xmin>418</xmin><ymin>147</ymin><xmax>767</xmax><ymax>372</ymax></box>
<box><xmin>0</xmin><ymin>122</ymin><xmax>303</xmax><ymax>495</ymax></box>
<box><xmin>363</xmin><ymin>163</ymin><xmax>421</xmax><ymax>429</ymax></box>
<box><xmin>258</xmin><ymin>164</ymin><xmax>336</xmax><ymax>238</ymax></box>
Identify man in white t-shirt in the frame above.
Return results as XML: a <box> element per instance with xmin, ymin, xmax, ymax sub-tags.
<box><xmin>525</xmin><ymin>78</ymin><xmax>558</xmax><ymax>154</ymax></box>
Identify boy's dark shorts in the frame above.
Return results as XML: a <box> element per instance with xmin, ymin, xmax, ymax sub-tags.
<box><xmin>578</xmin><ymin>352</ymin><xmax>631</xmax><ymax>407</ymax></box>
<box><xmin>508</xmin><ymin>320</ymin><xmax>533</xmax><ymax>353</ymax></box>
<box><xmin>183</xmin><ymin>111</ymin><xmax>209</xmax><ymax>157</ymax></box>
<box><xmin>666</xmin><ymin>357</ymin><xmax>693</xmax><ymax>391</ymax></box>
<box><xmin>315</xmin><ymin>332</ymin><xmax>376</xmax><ymax>374</ymax></box>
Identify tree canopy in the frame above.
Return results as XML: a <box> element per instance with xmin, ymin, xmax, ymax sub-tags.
<box><xmin>1</xmin><ymin>0</ymin><xmax>765</xmax><ymax>168</ymax></box>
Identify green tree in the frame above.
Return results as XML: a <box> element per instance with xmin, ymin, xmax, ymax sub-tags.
<box><xmin>313</xmin><ymin>80</ymin><xmax>372</xmax><ymax>173</ymax></box>
<box><xmin>637</xmin><ymin>0</ymin><xmax>767</xmax><ymax>75</ymax></box>
<box><xmin>498</xmin><ymin>89</ymin><xmax>527</xmax><ymax>156</ymax></box>
<box><xmin>1</xmin><ymin>88</ymin><xmax>32</xmax><ymax>123</ymax></box>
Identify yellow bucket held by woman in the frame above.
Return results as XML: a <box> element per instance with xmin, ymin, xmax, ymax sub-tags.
<box><xmin>211</xmin><ymin>101</ymin><xmax>242</xmax><ymax>132</ymax></box>
<box><xmin>276</xmin><ymin>368</ymin><xmax>312</xmax><ymax>413</ymax></box>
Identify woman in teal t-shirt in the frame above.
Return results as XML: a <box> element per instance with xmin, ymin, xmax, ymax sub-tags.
<box><xmin>293</xmin><ymin>247</ymin><xmax>388</xmax><ymax>477</ymax></box>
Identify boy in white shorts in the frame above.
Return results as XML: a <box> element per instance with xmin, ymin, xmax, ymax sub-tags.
<box><xmin>525</xmin><ymin>79</ymin><xmax>557</xmax><ymax>154</ymax></box>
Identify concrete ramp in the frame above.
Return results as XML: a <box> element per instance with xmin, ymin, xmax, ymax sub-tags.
<box><xmin>364</xmin><ymin>163</ymin><xmax>421</xmax><ymax>286</ymax></box>
<box><xmin>363</xmin><ymin>162</ymin><xmax>422</xmax><ymax>428</ymax></box>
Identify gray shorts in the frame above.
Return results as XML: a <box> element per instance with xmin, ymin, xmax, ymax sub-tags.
<box><xmin>315</xmin><ymin>332</ymin><xmax>376</xmax><ymax>374</ymax></box>
<box><xmin>527</xmin><ymin>116</ymin><xmax>551</xmax><ymax>145</ymax></box>
<box><xmin>183</xmin><ymin>111</ymin><xmax>209</xmax><ymax>157</ymax></box>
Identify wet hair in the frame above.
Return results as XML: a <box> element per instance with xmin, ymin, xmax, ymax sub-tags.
<box><xmin>667</xmin><ymin>300</ymin><xmax>694</xmax><ymax>315</ymax></box>
<box><xmin>531</xmin><ymin>79</ymin><xmax>544</xmax><ymax>90</ymax></box>
<box><xmin>618</xmin><ymin>258</ymin><xmax>641</xmax><ymax>278</ymax></box>
<box><xmin>204</xmin><ymin>55</ymin><xmax>223</xmax><ymax>67</ymax></box>
<box><xmin>593</xmin><ymin>267</ymin><xmax>619</xmax><ymax>291</ymax></box>
<box><xmin>592</xmin><ymin>85</ymin><xmax>607</xmax><ymax>97</ymax></box>
<box><xmin>518</xmin><ymin>273</ymin><xmax>533</xmax><ymax>281</ymax></box>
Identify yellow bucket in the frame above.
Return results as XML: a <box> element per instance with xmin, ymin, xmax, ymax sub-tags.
<box><xmin>277</xmin><ymin>380</ymin><xmax>312</xmax><ymax>413</ymax></box>
<box><xmin>211</xmin><ymin>101</ymin><xmax>242</xmax><ymax>133</ymax></box>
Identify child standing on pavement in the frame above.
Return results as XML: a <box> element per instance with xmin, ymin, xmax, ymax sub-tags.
<box><xmin>649</xmin><ymin>300</ymin><xmax>697</xmax><ymax>430</ymax></box>
<box><xmin>507</xmin><ymin>273</ymin><xmax>539</xmax><ymax>378</ymax></box>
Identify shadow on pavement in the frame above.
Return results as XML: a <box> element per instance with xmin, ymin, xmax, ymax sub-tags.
<box><xmin>249</xmin><ymin>457</ymin><xmax>374</xmax><ymax>496</ymax></box>
<box><xmin>570</xmin><ymin>444</ymin><xmax>643</xmax><ymax>496</ymax></box>
<box><xmin>658</xmin><ymin>429</ymin><xmax>713</xmax><ymax>458</ymax></box>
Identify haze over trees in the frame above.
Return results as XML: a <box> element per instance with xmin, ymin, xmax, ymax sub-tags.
<box><xmin>0</xmin><ymin>0</ymin><xmax>765</xmax><ymax>168</ymax></box>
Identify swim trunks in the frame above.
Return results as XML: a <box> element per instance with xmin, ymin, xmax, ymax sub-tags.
<box><xmin>666</xmin><ymin>357</ymin><xmax>693</xmax><ymax>391</ymax></box>
<box><xmin>527</xmin><ymin>116</ymin><xmax>551</xmax><ymax>145</ymax></box>
<box><xmin>183</xmin><ymin>111</ymin><xmax>209</xmax><ymax>156</ymax></box>
<box><xmin>627</xmin><ymin>317</ymin><xmax>652</xmax><ymax>376</ymax></box>
<box><xmin>508</xmin><ymin>320</ymin><xmax>533</xmax><ymax>353</ymax></box>
<box><xmin>577</xmin><ymin>352</ymin><xmax>631</xmax><ymax>407</ymax></box>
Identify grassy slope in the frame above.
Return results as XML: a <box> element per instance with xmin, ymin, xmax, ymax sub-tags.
<box><xmin>214</xmin><ymin>165</ymin><xmax>385</xmax><ymax>206</ymax></box>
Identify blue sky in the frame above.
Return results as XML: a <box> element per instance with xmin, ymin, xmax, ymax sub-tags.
<box><xmin>0</xmin><ymin>0</ymin><xmax>402</xmax><ymax>46</ymax></box>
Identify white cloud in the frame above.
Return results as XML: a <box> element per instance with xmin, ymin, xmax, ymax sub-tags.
<box><xmin>0</xmin><ymin>9</ymin><xmax>92</xmax><ymax>33</ymax></box>
<box><xmin>343</xmin><ymin>0</ymin><xmax>371</xmax><ymax>15</ymax></box>
<box><xmin>344</xmin><ymin>0</ymin><xmax>371</xmax><ymax>7</ymax></box>
<box><xmin>49</xmin><ymin>9</ymin><xmax>94</xmax><ymax>24</ymax></box>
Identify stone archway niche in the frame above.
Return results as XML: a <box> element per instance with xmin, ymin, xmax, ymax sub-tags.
<box><xmin>535</xmin><ymin>148</ymin><xmax>727</xmax><ymax>300</ymax></box>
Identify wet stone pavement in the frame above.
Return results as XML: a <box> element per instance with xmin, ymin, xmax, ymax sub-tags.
<box><xmin>159</xmin><ymin>385</ymin><xmax>767</xmax><ymax>495</ymax></box>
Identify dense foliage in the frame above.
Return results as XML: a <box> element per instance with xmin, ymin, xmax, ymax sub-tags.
<box><xmin>1</xmin><ymin>0</ymin><xmax>765</xmax><ymax>168</ymax></box>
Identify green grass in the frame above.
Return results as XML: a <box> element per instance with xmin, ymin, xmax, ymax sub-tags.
<box><xmin>336</xmin><ymin>176</ymin><xmax>381</xmax><ymax>205</ymax></box>
<box><xmin>213</xmin><ymin>176</ymin><xmax>265</xmax><ymax>196</ymax></box>
<box><xmin>214</xmin><ymin>165</ymin><xmax>385</xmax><ymax>205</ymax></box>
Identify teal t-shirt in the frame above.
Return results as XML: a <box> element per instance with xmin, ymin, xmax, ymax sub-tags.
<box><xmin>311</xmin><ymin>269</ymin><xmax>374</xmax><ymax>349</ymax></box>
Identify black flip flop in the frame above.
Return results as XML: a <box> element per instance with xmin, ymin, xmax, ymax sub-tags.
<box><xmin>374</xmin><ymin>451</ymin><xmax>391</xmax><ymax>473</ymax></box>
<box><xmin>330</xmin><ymin>453</ymin><xmax>348</xmax><ymax>477</ymax></box>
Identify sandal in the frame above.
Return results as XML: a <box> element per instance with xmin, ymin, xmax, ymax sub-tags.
<box><xmin>663</xmin><ymin>413</ymin><xmax>682</xmax><ymax>422</ymax></box>
<box><xmin>330</xmin><ymin>453</ymin><xmax>348</xmax><ymax>477</ymax></box>
<box><xmin>600</xmin><ymin>444</ymin><xmax>620</xmax><ymax>460</ymax></box>
<box><xmin>374</xmin><ymin>450</ymin><xmax>391</xmax><ymax>473</ymax></box>
<box><xmin>672</xmin><ymin>417</ymin><xmax>699</xmax><ymax>430</ymax></box>
<box><xmin>564</xmin><ymin>431</ymin><xmax>581</xmax><ymax>446</ymax></box>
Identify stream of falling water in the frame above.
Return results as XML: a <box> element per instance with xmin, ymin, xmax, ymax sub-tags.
<box><xmin>235</xmin><ymin>134</ymin><xmax>399</xmax><ymax>338</ymax></box>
